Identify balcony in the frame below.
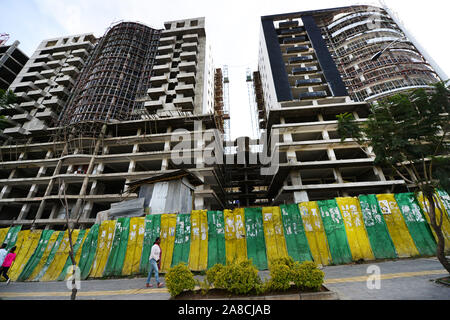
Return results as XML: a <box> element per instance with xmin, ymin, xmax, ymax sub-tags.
<box><xmin>3</xmin><ymin>126</ymin><xmax>28</xmax><ymax>137</ymax></box>
<box><xmin>52</xmin><ymin>51</ymin><xmax>68</xmax><ymax>59</ymax></box>
<box><xmin>159</xmin><ymin>36</ymin><xmax>176</xmax><ymax>46</ymax></box>
<box><xmin>34</xmin><ymin>53</ymin><xmax>55</xmax><ymax>63</ymax></box>
<box><xmin>21</xmin><ymin>71</ymin><xmax>44</xmax><ymax>82</ymax></box>
<box><xmin>283</xmin><ymin>36</ymin><xmax>307</xmax><ymax>45</ymax></box>
<box><xmin>153</xmin><ymin>63</ymin><xmax>170</xmax><ymax>74</ymax></box>
<box><xmin>173</xmin><ymin>97</ymin><xmax>194</xmax><ymax>110</ymax></box>
<box><xmin>42</xmin><ymin>97</ymin><xmax>64</xmax><ymax>109</ymax></box>
<box><xmin>47</xmin><ymin>60</ymin><xmax>63</xmax><ymax>69</ymax></box>
<box><xmin>175</xmin><ymin>84</ymin><xmax>195</xmax><ymax>97</ymax></box>
<box><xmin>292</xmin><ymin>66</ymin><xmax>318</xmax><ymax>75</ymax></box>
<box><xmin>19</xmin><ymin>101</ymin><xmax>39</xmax><ymax>111</ymax></box>
<box><xmin>13</xmin><ymin>92</ymin><xmax>32</xmax><ymax>103</ymax></box>
<box><xmin>34</xmin><ymin>78</ymin><xmax>53</xmax><ymax>89</ymax></box>
<box><xmin>40</xmin><ymin>69</ymin><xmax>57</xmax><ymax>79</ymax></box>
<box><xmin>49</xmin><ymin>86</ymin><xmax>70</xmax><ymax>99</ymax></box>
<box><xmin>12</xmin><ymin>113</ymin><xmax>33</xmax><ymax>123</ymax></box>
<box><xmin>295</xmin><ymin>78</ymin><xmax>322</xmax><ymax>87</ymax></box>
<box><xmin>60</xmin><ymin>66</ymin><xmax>80</xmax><ymax>77</ymax></box>
<box><xmin>177</xmin><ymin>72</ymin><xmax>196</xmax><ymax>84</ymax></box>
<box><xmin>183</xmin><ymin>34</ymin><xmax>198</xmax><ymax>43</ymax></box>
<box><xmin>67</xmin><ymin>57</ymin><xmax>85</xmax><ymax>68</ymax></box>
<box><xmin>179</xmin><ymin>61</ymin><xmax>196</xmax><ymax>72</ymax></box>
<box><xmin>180</xmin><ymin>51</ymin><xmax>197</xmax><ymax>62</ymax></box>
<box><xmin>55</xmin><ymin>75</ymin><xmax>75</xmax><ymax>87</ymax></box>
<box><xmin>27</xmin><ymin>89</ymin><xmax>46</xmax><ymax>99</ymax></box>
<box><xmin>72</xmin><ymin>48</ymin><xmax>89</xmax><ymax>59</ymax></box>
<box><xmin>181</xmin><ymin>42</ymin><xmax>198</xmax><ymax>52</ymax></box>
<box><xmin>279</xmin><ymin>21</ymin><xmax>299</xmax><ymax>29</ymax></box>
<box><xmin>28</xmin><ymin>62</ymin><xmax>50</xmax><ymax>72</ymax></box>
<box><xmin>144</xmin><ymin>100</ymin><xmax>164</xmax><ymax>112</ymax></box>
<box><xmin>11</xmin><ymin>81</ymin><xmax>38</xmax><ymax>92</ymax></box>
<box><xmin>157</xmin><ymin>44</ymin><xmax>174</xmax><ymax>55</ymax></box>
<box><xmin>286</xmin><ymin>46</ymin><xmax>309</xmax><ymax>54</ymax></box>
<box><xmin>299</xmin><ymin>91</ymin><xmax>327</xmax><ymax>100</ymax></box>
<box><xmin>155</xmin><ymin>54</ymin><xmax>172</xmax><ymax>64</ymax></box>
<box><xmin>280</xmin><ymin>27</ymin><xmax>305</xmax><ymax>35</ymax></box>
<box><xmin>149</xmin><ymin>74</ymin><xmax>168</xmax><ymax>86</ymax></box>
<box><xmin>288</xmin><ymin>55</ymin><xmax>314</xmax><ymax>64</ymax></box>
<box><xmin>35</xmin><ymin>109</ymin><xmax>57</xmax><ymax>121</ymax></box>
<box><xmin>147</xmin><ymin>87</ymin><xmax>167</xmax><ymax>99</ymax></box>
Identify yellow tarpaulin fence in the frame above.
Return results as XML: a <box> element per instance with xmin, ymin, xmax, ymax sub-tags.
<box><xmin>90</xmin><ymin>220</ymin><xmax>116</xmax><ymax>278</ymax></box>
<box><xmin>28</xmin><ymin>231</ymin><xmax>60</xmax><ymax>281</ymax></box>
<box><xmin>262</xmin><ymin>207</ymin><xmax>288</xmax><ymax>267</ymax></box>
<box><xmin>160</xmin><ymin>214</ymin><xmax>176</xmax><ymax>272</ymax></box>
<box><xmin>188</xmin><ymin>210</ymin><xmax>208</xmax><ymax>271</ymax></box>
<box><xmin>0</xmin><ymin>227</ymin><xmax>10</xmax><ymax>244</ymax></box>
<box><xmin>336</xmin><ymin>198</ymin><xmax>375</xmax><ymax>261</ymax></box>
<box><xmin>376</xmin><ymin>194</ymin><xmax>419</xmax><ymax>258</ymax></box>
<box><xmin>9</xmin><ymin>230</ymin><xmax>41</xmax><ymax>281</ymax></box>
<box><xmin>417</xmin><ymin>192</ymin><xmax>450</xmax><ymax>251</ymax></box>
<box><xmin>298</xmin><ymin>202</ymin><xmax>332</xmax><ymax>266</ymax></box>
<box><xmin>122</xmin><ymin>217</ymin><xmax>144</xmax><ymax>275</ymax></box>
<box><xmin>224</xmin><ymin>208</ymin><xmax>247</xmax><ymax>265</ymax></box>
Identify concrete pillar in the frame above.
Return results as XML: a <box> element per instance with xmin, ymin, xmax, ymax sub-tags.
<box><xmin>161</xmin><ymin>127</ymin><xmax>171</xmax><ymax>171</ymax></box>
<box><xmin>290</xmin><ymin>171</ymin><xmax>309</xmax><ymax>203</ymax></box>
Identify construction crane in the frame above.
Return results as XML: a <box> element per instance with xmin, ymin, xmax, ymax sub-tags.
<box><xmin>222</xmin><ymin>65</ymin><xmax>231</xmax><ymax>143</ymax></box>
<box><xmin>0</xmin><ymin>33</ymin><xmax>10</xmax><ymax>46</ymax></box>
<box><xmin>246</xmin><ymin>68</ymin><xmax>260</xmax><ymax>140</ymax></box>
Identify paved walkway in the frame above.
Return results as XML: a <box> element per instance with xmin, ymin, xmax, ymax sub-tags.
<box><xmin>0</xmin><ymin>258</ymin><xmax>448</xmax><ymax>300</ymax></box>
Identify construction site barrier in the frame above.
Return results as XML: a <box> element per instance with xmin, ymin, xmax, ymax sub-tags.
<box><xmin>1</xmin><ymin>191</ymin><xmax>450</xmax><ymax>282</ymax></box>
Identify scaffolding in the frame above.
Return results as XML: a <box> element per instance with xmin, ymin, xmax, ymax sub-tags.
<box><xmin>222</xmin><ymin>65</ymin><xmax>231</xmax><ymax>143</ymax></box>
<box><xmin>246</xmin><ymin>69</ymin><xmax>260</xmax><ymax>140</ymax></box>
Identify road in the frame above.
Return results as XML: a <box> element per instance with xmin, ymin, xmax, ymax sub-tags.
<box><xmin>0</xmin><ymin>257</ymin><xmax>448</xmax><ymax>300</ymax></box>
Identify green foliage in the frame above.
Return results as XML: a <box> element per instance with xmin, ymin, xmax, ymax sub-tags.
<box><xmin>205</xmin><ymin>263</ymin><xmax>225</xmax><ymax>285</ymax></box>
<box><xmin>268</xmin><ymin>263</ymin><xmax>291</xmax><ymax>291</ymax></box>
<box><xmin>165</xmin><ymin>263</ymin><xmax>196</xmax><ymax>297</ymax></box>
<box><xmin>291</xmin><ymin>261</ymin><xmax>324</xmax><ymax>291</ymax></box>
<box><xmin>337</xmin><ymin>81</ymin><xmax>450</xmax><ymax>192</ymax></box>
<box><xmin>213</xmin><ymin>260</ymin><xmax>262</xmax><ymax>295</ymax></box>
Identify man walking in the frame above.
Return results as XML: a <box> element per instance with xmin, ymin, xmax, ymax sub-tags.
<box><xmin>145</xmin><ymin>237</ymin><xmax>164</xmax><ymax>288</ymax></box>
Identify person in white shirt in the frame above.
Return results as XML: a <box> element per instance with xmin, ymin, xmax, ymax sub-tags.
<box><xmin>145</xmin><ymin>237</ymin><xmax>164</xmax><ymax>288</ymax></box>
<box><xmin>0</xmin><ymin>243</ymin><xmax>7</xmax><ymax>267</ymax></box>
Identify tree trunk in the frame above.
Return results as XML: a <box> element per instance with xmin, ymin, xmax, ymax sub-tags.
<box><xmin>425</xmin><ymin>192</ymin><xmax>450</xmax><ymax>273</ymax></box>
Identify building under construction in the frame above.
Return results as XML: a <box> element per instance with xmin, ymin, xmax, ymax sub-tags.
<box><xmin>0</xmin><ymin>5</ymin><xmax>447</xmax><ymax>229</ymax></box>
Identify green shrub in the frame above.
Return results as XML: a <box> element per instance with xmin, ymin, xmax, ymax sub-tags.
<box><xmin>268</xmin><ymin>263</ymin><xmax>291</xmax><ymax>291</ymax></box>
<box><xmin>270</xmin><ymin>256</ymin><xmax>295</xmax><ymax>268</ymax></box>
<box><xmin>291</xmin><ymin>261</ymin><xmax>324</xmax><ymax>291</ymax></box>
<box><xmin>213</xmin><ymin>260</ymin><xmax>262</xmax><ymax>295</ymax></box>
<box><xmin>165</xmin><ymin>263</ymin><xmax>196</xmax><ymax>297</ymax></box>
<box><xmin>206</xmin><ymin>263</ymin><xmax>225</xmax><ymax>285</ymax></box>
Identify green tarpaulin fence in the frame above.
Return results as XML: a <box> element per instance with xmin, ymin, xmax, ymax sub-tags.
<box><xmin>17</xmin><ymin>230</ymin><xmax>54</xmax><ymax>281</ymax></box>
<box><xmin>79</xmin><ymin>224</ymin><xmax>99</xmax><ymax>280</ymax></box>
<box><xmin>395</xmin><ymin>193</ymin><xmax>437</xmax><ymax>256</ymax></box>
<box><xmin>317</xmin><ymin>200</ymin><xmax>353</xmax><ymax>265</ymax></box>
<box><xmin>172</xmin><ymin>213</ymin><xmax>191</xmax><ymax>267</ymax></box>
<box><xmin>358</xmin><ymin>195</ymin><xmax>397</xmax><ymax>259</ymax></box>
<box><xmin>56</xmin><ymin>229</ymin><xmax>87</xmax><ymax>281</ymax></box>
<box><xmin>139</xmin><ymin>214</ymin><xmax>161</xmax><ymax>274</ymax></box>
<box><xmin>104</xmin><ymin>217</ymin><xmax>131</xmax><ymax>277</ymax></box>
<box><xmin>3</xmin><ymin>225</ymin><xmax>22</xmax><ymax>250</ymax></box>
<box><xmin>244</xmin><ymin>208</ymin><xmax>268</xmax><ymax>270</ymax></box>
<box><xmin>280</xmin><ymin>204</ymin><xmax>313</xmax><ymax>263</ymax></box>
<box><xmin>207</xmin><ymin>211</ymin><xmax>226</xmax><ymax>268</ymax></box>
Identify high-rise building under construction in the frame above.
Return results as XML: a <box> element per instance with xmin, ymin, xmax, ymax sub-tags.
<box><xmin>0</xmin><ymin>5</ymin><xmax>446</xmax><ymax>229</ymax></box>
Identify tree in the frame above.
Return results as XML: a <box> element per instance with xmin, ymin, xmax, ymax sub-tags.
<box><xmin>337</xmin><ymin>81</ymin><xmax>450</xmax><ymax>273</ymax></box>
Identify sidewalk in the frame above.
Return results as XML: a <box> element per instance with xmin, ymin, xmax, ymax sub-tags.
<box><xmin>0</xmin><ymin>258</ymin><xmax>448</xmax><ymax>300</ymax></box>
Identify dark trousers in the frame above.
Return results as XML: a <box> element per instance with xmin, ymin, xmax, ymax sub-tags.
<box><xmin>0</xmin><ymin>266</ymin><xmax>10</xmax><ymax>281</ymax></box>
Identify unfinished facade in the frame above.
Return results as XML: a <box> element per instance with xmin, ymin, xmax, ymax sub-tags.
<box><xmin>254</xmin><ymin>5</ymin><xmax>445</xmax><ymax>205</ymax></box>
<box><xmin>0</xmin><ymin>19</ymin><xmax>226</xmax><ymax>229</ymax></box>
<box><xmin>0</xmin><ymin>40</ymin><xmax>28</xmax><ymax>90</ymax></box>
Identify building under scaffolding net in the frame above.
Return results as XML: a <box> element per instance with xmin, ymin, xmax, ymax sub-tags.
<box><xmin>58</xmin><ymin>21</ymin><xmax>162</xmax><ymax>131</ymax></box>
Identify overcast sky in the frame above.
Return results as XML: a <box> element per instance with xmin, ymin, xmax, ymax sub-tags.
<box><xmin>1</xmin><ymin>0</ymin><xmax>449</xmax><ymax>139</ymax></box>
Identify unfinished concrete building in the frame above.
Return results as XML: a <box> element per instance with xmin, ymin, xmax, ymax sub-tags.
<box><xmin>0</xmin><ymin>40</ymin><xmax>29</xmax><ymax>90</ymax></box>
<box><xmin>0</xmin><ymin>19</ymin><xmax>227</xmax><ymax>229</ymax></box>
<box><xmin>253</xmin><ymin>5</ymin><xmax>446</xmax><ymax>205</ymax></box>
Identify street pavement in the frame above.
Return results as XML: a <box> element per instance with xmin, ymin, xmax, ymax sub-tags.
<box><xmin>0</xmin><ymin>257</ymin><xmax>448</xmax><ymax>300</ymax></box>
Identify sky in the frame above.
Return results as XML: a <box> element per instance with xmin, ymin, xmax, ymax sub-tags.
<box><xmin>1</xmin><ymin>0</ymin><xmax>449</xmax><ymax>139</ymax></box>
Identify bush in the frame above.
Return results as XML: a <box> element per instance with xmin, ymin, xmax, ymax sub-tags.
<box><xmin>165</xmin><ymin>263</ymin><xmax>196</xmax><ymax>297</ymax></box>
<box><xmin>268</xmin><ymin>263</ymin><xmax>291</xmax><ymax>291</ymax></box>
<box><xmin>213</xmin><ymin>260</ymin><xmax>262</xmax><ymax>295</ymax></box>
<box><xmin>291</xmin><ymin>261</ymin><xmax>324</xmax><ymax>291</ymax></box>
<box><xmin>206</xmin><ymin>263</ymin><xmax>225</xmax><ymax>285</ymax></box>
